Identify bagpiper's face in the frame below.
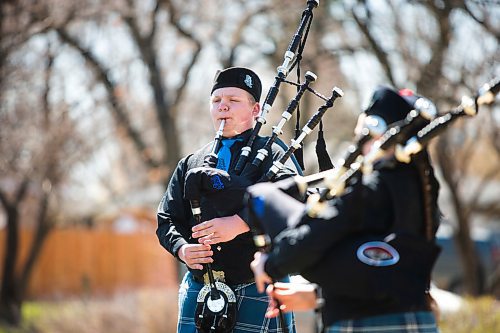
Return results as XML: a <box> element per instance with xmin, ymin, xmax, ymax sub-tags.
<box><xmin>355</xmin><ymin>113</ymin><xmax>395</xmax><ymax>158</ymax></box>
<box><xmin>210</xmin><ymin>87</ymin><xmax>260</xmax><ymax>137</ymax></box>
<box><xmin>355</xmin><ymin>113</ymin><xmax>379</xmax><ymax>155</ymax></box>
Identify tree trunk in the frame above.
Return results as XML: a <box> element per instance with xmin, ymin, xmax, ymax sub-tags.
<box><xmin>451</xmin><ymin>194</ymin><xmax>484</xmax><ymax>295</ymax></box>
<box><xmin>436</xmin><ymin>136</ymin><xmax>483</xmax><ymax>295</ymax></box>
<box><xmin>19</xmin><ymin>192</ymin><xmax>52</xmax><ymax>300</ymax></box>
<box><xmin>0</xmin><ymin>206</ymin><xmax>21</xmax><ymax>325</ymax></box>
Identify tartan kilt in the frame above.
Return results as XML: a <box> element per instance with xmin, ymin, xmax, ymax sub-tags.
<box><xmin>326</xmin><ymin>311</ymin><xmax>439</xmax><ymax>333</ymax></box>
<box><xmin>177</xmin><ymin>272</ymin><xmax>296</xmax><ymax>333</ymax></box>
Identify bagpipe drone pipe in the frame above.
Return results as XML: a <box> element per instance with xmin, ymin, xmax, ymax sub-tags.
<box><xmin>234</xmin><ymin>67</ymin><xmax>345</xmax><ymax>185</ymax></box>
<box><xmin>261</xmin><ymin>86</ymin><xmax>344</xmax><ymax>181</ymax></box>
<box><xmin>234</xmin><ymin>0</ymin><xmax>339</xmax><ymax>176</ymax></box>
<box><xmin>305</xmin><ymin>94</ymin><xmax>439</xmax><ymax>217</ymax></box>
<box><xmin>392</xmin><ymin>78</ymin><xmax>500</xmax><ymax>165</ymax></box>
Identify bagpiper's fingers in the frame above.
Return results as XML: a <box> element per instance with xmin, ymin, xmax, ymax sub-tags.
<box><xmin>256</xmin><ymin>275</ymin><xmax>269</xmax><ymax>294</ymax></box>
<box><xmin>192</xmin><ymin>251</ymin><xmax>214</xmax><ymax>260</ymax></box>
<box><xmin>265</xmin><ymin>307</ymin><xmax>280</xmax><ymax>318</ymax></box>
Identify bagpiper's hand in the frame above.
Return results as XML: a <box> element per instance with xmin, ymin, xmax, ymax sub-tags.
<box><xmin>184</xmin><ymin>167</ymin><xmax>253</xmax><ymax>216</ymax></box>
<box><xmin>192</xmin><ymin>215</ymin><xmax>250</xmax><ymax>245</ymax></box>
<box><xmin>178</xmin><ymin>243</ymin><xmax>213</xmax><ymax>270</ymax></box>
<box><xmin>250</xmin><ymin>252</ymin><xmax>273</xmax><ymax>293</ymax></box>
<box><xmin>184</xmin><ymin>167</ymin><xmax>252</xmax><ymax>200</ymax></box>
<box><xmin>184</xmin><ymin>167</ymin><xmax>227</xmax><ymax>201</ymax></box>
<box><xmin>265</xmin><ymin>282</ymin><xmax>318</xmax><ymax>318</ymax></box>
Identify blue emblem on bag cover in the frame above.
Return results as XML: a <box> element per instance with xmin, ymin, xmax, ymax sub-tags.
<box><xmin>357</xmin><ymin>241</ymin><xmax>400</xmax><ymax>266</ymax></box>
<box><xmin>211</xmin><ymin>175</ymin><xmax>225</xmax><ymax>190</ymax></box>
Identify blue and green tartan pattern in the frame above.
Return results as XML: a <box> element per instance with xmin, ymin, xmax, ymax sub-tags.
<box><xmin>326</xmin><ymin>311</ymin><xmax>439</xmax><ymax>333</ymax></box>
<box><xmin>177</xmin><ymin>272</ymin><xmax>296</xmax><ymax>333</ymax></box>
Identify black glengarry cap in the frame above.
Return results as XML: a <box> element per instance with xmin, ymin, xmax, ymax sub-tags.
<box><xmin>211</xmin><ymin>67</ymin><xmax>262</xmax><ymax>102</ymax></box>
<box><xmin>365</xmin><ymin>86</ymin><xmax>423</xmax><ymax>125</ymax></box>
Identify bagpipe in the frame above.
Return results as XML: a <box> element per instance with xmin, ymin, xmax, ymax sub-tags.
<box><xmin>246</xmin><ymin>76</ymin><xmax>500</xmax><ymax>255</ymax></box>
<box><xmin>393</xmin><ymin>79</ymin><xmax>500</xmax><ymax>164</ymax></box>
<box><xmin>229</xmin><ymin>67</ymin><xmax>344</xmax><ymax>185</ymax></box>
<box><xmin>234</xmin><ymin>0</ymin><xmax>345</xmax><ymax>179</ymax></box>
<box><xmin>234</xmin><ymin>0</ymin><xmax>320</xmax><ymax>175</ymax></box>
<box><xmin>306</xmin><ymin>94</ymin><xmax>438</xmax><ymax>217</ymax></box>
<box><xmin>243</xmin><ymin>78</ymin><xmax>498</xmax><ymax>332</ymax></box>
<box><xmin>263</xmin><ymin>86</ymin><xmax>343</xmax><ymax>181</ymax></box>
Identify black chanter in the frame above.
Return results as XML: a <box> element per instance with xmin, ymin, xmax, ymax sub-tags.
<box><xmin>203</xmin><ymin>119</ymin><xmax>226</xmax><ymax>168</ymax></box>
<box><xmin>191</xmin><ymin>199</ymin><xmax>238</xmax><ymax>333</ymax></box>
<box><xmin>394</xmin><ymin>78</ymin><xmax>500</xmax><ymax>163</ymax></box>
<box><xmin>187</xmin><ymin>119</ymin><xmax>238</xmax><ymax>333</ymax></box>
<box><xmin>234</xmin><ymin>0</ymin><xmax>320</xmax><ymax>175</ymax></box>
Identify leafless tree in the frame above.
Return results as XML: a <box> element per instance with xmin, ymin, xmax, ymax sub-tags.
<box><xmin>0</xmin><ymin>1</ymin><xmax>96</xmax><ymax>324</ymax></box>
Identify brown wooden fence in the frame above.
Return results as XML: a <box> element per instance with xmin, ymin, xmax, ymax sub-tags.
<box><xmin>0</xmin><ymin>228</ymin><xmax>179</xmax><ymax>299</ymax></box>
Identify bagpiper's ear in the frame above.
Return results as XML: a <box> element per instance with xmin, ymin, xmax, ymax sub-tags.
<box><xmin>252</xmin><ymin>102</ymin><xmax>261</xmax><ymax>117</ymax></box>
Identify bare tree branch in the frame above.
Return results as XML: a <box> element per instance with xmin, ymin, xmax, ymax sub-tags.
<box><xmin>162</xmin><ymin>0</ymin><xmax>202</xmax><ymax>108</ymax></box>
<box><xmin>462</xmin><ymin>1</ymin><xmax>500</xmax><ymax>39</ymax></box>
<box><xmin>55</xmin><ymin>26</ymin><xmax>161</xmax><ymax>170</ymax></box>
<box><xmin>472</xmin><ymin>201</ymin><xmax>500</xmax><ymax>219</ymax></box>
<box><xmin>415</xmin><ymin>2</ymin><xmax>453</xmax><ymax>99</ymax></box>
<box><xmin>351</xmin><ymin>6</ymin><xmax>396</xmax><ymax>86</ymax></box>
<box><xmin>222</xmin><ymin>4</ymin><xmax>271</xmax><ymax>68</ymax></box>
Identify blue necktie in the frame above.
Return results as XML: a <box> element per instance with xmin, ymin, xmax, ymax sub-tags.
<box><xmin>216</xmin><ymin>139</ymin><xmax>239</xmax><ymax>171</ymax></box>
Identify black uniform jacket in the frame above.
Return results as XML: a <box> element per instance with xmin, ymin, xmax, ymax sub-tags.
<box><xmin>156</xmin><ymin>129</ymin><xmax>299</xmax><ymax>284</ymax></box>
<box><xmin>261</xmin><ymin>158</ymin><xmax>441</xmax><ymax>325</ymax></box>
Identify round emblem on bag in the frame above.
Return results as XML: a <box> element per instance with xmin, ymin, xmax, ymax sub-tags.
<box><xmin>195</xmin><ymin>282</ymin><xmax>237</xmax><ymax>333</ymax></box>
<box><xmin>356</xmin><ymin>241</ymin><xmax>400</xmax><ymax>266</ymax></box>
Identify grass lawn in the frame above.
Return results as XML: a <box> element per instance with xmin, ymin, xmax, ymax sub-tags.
<box><xmin>0</xmin><ymin>290</ymin><xmax>499</xmax><ymax>333</ymax></box>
